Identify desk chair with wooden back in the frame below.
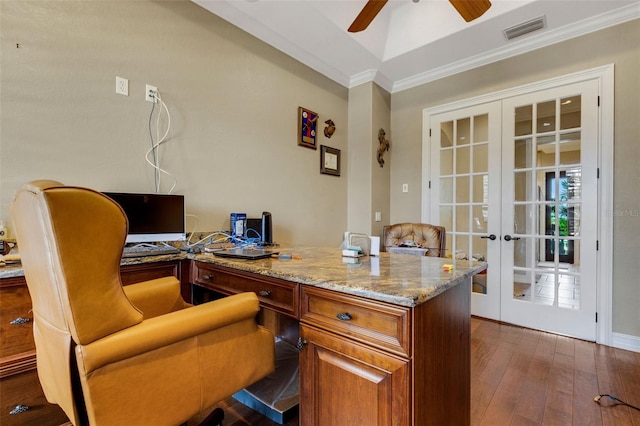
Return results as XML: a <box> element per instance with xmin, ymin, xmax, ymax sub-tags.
<box><xmin>10</xmin><ymin>180</ymin><xmax>275</xmax><ymax>425</ymax></box>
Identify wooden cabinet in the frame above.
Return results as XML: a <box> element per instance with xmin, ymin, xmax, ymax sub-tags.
<box><xmin>299</xmin><ymin>286</ymin><xmax>411</xmax><ymax>426</ymax></box>
<box><xmin>300</xmin><ymin>286</ymin><xmax>410</xmax><ymax>357</ymax></box>
<box><xmin>0</xmin><ymin>276</ymin><xmax>68</xmax><ymax>426</ymax></box>
<box><xmin>299</xmin><ymin>281</ymin><xmax>471</xmax><ymax>426</ymax></box>
<box><xmin>0</xmin><ymin>369</ymin><xmax>69</xmax><ymax>426</ymax></box>
<box><xmin>299</xmin><ymin>323</ymin><xmax>410</xmax><ymax>426</ymax></box>
<box><xmin>191</xmin><ymin>261</ymin><xmax>471</xmax><ymax>425</ymax></box>
<box><xmin>0</xmin><ymin>260</ymin><xmax>183</xmax><ymax>425</ymax></box>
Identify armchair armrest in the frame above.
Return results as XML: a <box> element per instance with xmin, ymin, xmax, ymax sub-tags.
<box><xmin>123</xmin><ymin>276</ymin><xmax>189</xmax><ymax>319</ymax></box>
<box><xmin>77</xmin><ymin>292</ymin><xmax>262</xmax><ymax>374</ymax></box>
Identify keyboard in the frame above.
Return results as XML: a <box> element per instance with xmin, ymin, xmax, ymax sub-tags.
<box><xmin>122</xmin><ymin>245</ymin><xmax>181</xmax><ymax>258</ymax></box>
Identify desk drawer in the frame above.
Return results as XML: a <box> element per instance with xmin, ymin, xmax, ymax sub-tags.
<box><xmin>192</xmin><ymin>262</ymin><xmax>298</xmax><ymax>318</ymax></box>
<box><xmin>120</xmin><ymin>261</ymin><xmax>180</xmax><ymax>285</ymax></box>
<box><xmin>0</xmin><ymin>277</ymin><xmax>34</xmax><ymax>359</ymax></box>
<box><xmin>300</xmin><ymin>286</ymin><xmax>410</xmax><ymax>358</ymax></box>
<box><xmin>0</xmin><ymin>369</ymin><xmax>69</xmax><ymax>426</ymax></box>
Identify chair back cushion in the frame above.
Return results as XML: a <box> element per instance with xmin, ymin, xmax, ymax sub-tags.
<box><xmin>10</xmin><ymin>181</ymin><xmax>143</xmax><ymax>422</ymax></box>
<box><xmin>382</xmin><ymin>223</ymin><xmax>446</xmax><ymax>257</ymax></box>
<box><xmin>11</xmin><ymin>180</ymin><xmax>143</xmax><ymax>343</ymax></box>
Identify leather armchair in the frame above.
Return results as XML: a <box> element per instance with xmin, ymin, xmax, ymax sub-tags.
<box><xmin>10</xmin><ymin>181</ymin><xmax>275</xmax><ymax>425</ymax></box>
<box><xmin>382</xmin><ymin>223</ymin><xmax>446</xmax><ymax>257</ymax></box>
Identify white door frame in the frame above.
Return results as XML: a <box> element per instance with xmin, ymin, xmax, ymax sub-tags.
<box><xmin>422</xmin><ymin>64</ymin><xmax>614</xmax><ymax>346</ymax></box>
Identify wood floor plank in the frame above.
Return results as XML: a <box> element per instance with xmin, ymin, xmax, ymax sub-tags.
<box><xmin>513</xmin><ymin>376</ymin><xmax>548</xmax><ymax>424</ymax></box>
<box><xmin>542</xmin><ymin>387</ymin><xmax>573</xmax><ymax>425</ymax></box>
<box><xmin>510</xmin><ymin>413</ymin><xmax>542</xmax><ymax>425</ymax></box>
<box><xmin>480</xmin><ymin>360</ymin><xmax>527</xmax><ymax>425</ymax></box>
<box><xmin>573</xmin><ymin>397</ymin><xmax>604</xmax><ymax>426</ymax></box>
<box><xmin>595</xmin><ymin>343</ymin><xmax>636</xmax><ymax>426</ymax></box>
<box><xmin>613</xmin><ymin>348</ymin><xmax>640</xmax><ymax>425</ymax></box>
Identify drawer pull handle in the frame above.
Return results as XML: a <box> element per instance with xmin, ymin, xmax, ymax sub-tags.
<box><xmin>10</xmin><ymin>405</ymin><xmax>29</xmax><ymax>415</ymax></box>
<box><xmin>258</xmin><ymin>290</ymin><xmax>272</xmax><ymax>297</ymax></box>
<box><xmin>336</xmin><ymin>312</ymin><xmax>352</xmax><ymax>321</ymax></box>
<box><xmin>202</xmin><ymin>274</ymin><xmax>213</xmax><ymax>280</ymax></box>
<box><xmin>10</xmin><ymin>317</ymin><xmax>31</xmax><ymax>325</ymax></box>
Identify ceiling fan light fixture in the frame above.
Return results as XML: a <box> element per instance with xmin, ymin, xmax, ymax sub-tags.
<box><xmin>503</xmin><ymin>15</ymin><xmax>547</xmax><ymax>40</ymax></box>
<box><xmin>348</xmin><ymin>0</ymin><xmax>388</xmax><ymax>33</ymax></box>
<box><xmin>449</xmin><ymin>0</ymin><xmax>492</xmax><ymax>22</ymax></box>
<box><xmin>349</xmin><ymin>0</ymin><xmax>490</xmax><ymax>33</ymax></box>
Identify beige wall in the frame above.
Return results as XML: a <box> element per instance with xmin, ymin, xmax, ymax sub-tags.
<box><xmin>390</xmin><ymin>20</ymin><xmax>640</xmax><ymax>337</ymax></box>
<box><xmin>347</xmin><ymin>82</ymin><xmax>391</xmax><ymax>240</ymax></box>
<box><xmin>0</xmin><ymin>0</ymin><xmax>349</xmax><ymax>247</ymax></box>
<box><xmin>371</xmin><ymin>84</ymin><xmax>391</xmax><ymax>238</ymax></box>
<box><xmin>347</xmin><ymin>83</ymin><xmax>373</xmax><ymax>236</ymax></box>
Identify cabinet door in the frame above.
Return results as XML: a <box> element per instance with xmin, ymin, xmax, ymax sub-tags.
<box><xmin>300</xmin><ymin>324</ymin><xmax>409</xmax><ymax>426</ymax></box>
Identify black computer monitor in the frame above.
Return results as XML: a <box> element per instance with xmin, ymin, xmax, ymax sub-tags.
<box><xmin>103</xmin><ymin>192</ymin><xmax>186</xmax><ymax>243</ymax></box>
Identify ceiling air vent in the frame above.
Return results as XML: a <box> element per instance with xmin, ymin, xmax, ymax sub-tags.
<box><xmin>503</xmin><ymin>16</ymin><xmax>546</xmax><ymax>41</ymax></box>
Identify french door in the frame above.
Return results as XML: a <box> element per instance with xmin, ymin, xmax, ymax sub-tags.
<box><xmin>427</xmin><ymin>78</ymin><xmax>600</xmax><ymax>341</ymax></box>
<box><xmin>501</xmin><ymin>80</ymin><xmax>598</xmax><ymax>340</ymax></box>
<box><xmin>429</xmin><ymin>102</ymin><xmax>502</xmax><ymax>320</ymax></box>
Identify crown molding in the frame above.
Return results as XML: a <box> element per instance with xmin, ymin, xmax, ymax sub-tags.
<box><xmin>391</xmin><ymin>4</ymin><xmax>640</xmax><ymax>93</ymax></box>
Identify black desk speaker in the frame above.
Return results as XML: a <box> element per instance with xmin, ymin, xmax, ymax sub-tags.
<box><xmin>261</xmin><ymin>212</ymin><xmax>273</xmax><ymax>244</ymax></box>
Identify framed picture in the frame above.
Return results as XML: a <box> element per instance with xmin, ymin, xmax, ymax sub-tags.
<box><xmin>320</xmin><ymin>145</ymin><xmax>341</xmax><ymax>176</ymax></box>
<box><xmin>298</xmin><ymin>106</ymin><xmax>318</xmax><ymax>149</ymax></box>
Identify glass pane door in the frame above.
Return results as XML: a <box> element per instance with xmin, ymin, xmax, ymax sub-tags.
<box><xmin>431</xmin><ymin>102</ymin><xmax>502</xmax><ymax>320</ymax></box>
<box><xmin>501</xmin><ymin>80</ymin><xmax>598</xmax><ymax>340</ymax></box>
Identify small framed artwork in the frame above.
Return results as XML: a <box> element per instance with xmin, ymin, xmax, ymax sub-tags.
<box><xmin>320</xmin><ymin>145</ymin><xmax>341</xmax><ymax>176</ymax></box>
<box><xmin>298</xmin><ymin>106</ymin><xmax>318</xmax><ymax>149</ymax></box>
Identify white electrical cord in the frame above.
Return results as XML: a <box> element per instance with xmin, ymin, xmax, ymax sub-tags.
<box><xmin>145</xmin><ymin>90</ymin><xmax>177</xmax><ymax>194</ymax></box>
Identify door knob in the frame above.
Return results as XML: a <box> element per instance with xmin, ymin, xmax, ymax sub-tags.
<box><xmin>503</xmin><ymin>235</ymin><xmax>521</xmax><ymax>241</ymax></box>
<box><xmin>480</xmin><ymin>234</ymin><xmax>497</xmax><ymax>241</ymax></box>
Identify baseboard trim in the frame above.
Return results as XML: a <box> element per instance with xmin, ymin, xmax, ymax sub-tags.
<box><xmin>612</xmin><ymin>332</ymin><xmax>640</xmax><ymax>353</ymax></box>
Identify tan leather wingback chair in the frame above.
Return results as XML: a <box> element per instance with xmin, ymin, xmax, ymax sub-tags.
<box><xmin>10</xmin><ymin>181</ymin><xmax>275</xmax><ymax>425</ymax></box>
<box><xmin>382</xmin><ymin>223</ymin><xmax>446</xmax><ymax>257</ymax></box>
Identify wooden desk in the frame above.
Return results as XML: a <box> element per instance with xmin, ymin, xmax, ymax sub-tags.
<box><xmin>1</xmin><ymin>249</ymin><xmax>484</xmax><ymax>425</ymax></box>
<box><xmin>191</xmin><ymin>247</ymin><xmax>486</xmax><ymax>426</ymax></box>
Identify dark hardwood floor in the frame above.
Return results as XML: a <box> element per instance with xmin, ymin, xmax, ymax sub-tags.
<box><xmin>471</xmin><ymin>317</ymin><xmax>640</xmax><ymax>426</ymax></box>
<box><xmin>190</xmin><ymin>317</ymin><xmax>640</xmax><ymax>425</ymax></box>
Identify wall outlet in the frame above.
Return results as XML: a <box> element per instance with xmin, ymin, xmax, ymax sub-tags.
<box><xmin>146</xmin><ymin>84</ymin><xmax>157</xmax><ymax>103</ymax></box>
<box><xmin>116</xmin><ymin>76</ymin><xmax>128</xmax><ymax>96</ymax></box>
<box><xmin>402</xmin><ymin>184</ymin><xmax>409</xmax><ymax>193</ymax></box>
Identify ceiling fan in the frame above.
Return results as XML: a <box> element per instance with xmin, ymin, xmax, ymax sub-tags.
<box><xmin>348</xmin><ymin>0</ymin><xmax>492</xmax><ymax>33</ymax></box>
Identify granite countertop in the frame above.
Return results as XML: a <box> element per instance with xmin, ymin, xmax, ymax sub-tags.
<box><xmin>1</xmin><ymin>247</ymin><xmax>486</xmax><ymax>308</ymax></box>
<box><xmin>193</xmin><ymin>247</ymin><xmax>486</xmax><ymax>307</ymax></box>
<box><xmin>0</xmin><ymin>253</ymin><xmax>188</xmax><ymax>278</ymax></box>
<box><xmin>0</xmin><ymin>262</ymin><xmax>25</xmax><ymax>279</ymax></box>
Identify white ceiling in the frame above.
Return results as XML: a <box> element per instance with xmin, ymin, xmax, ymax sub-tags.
<box><xmin>193</xmin><ymin>0</ymin><xmax>640</xmax><ymax>93</ymax></box>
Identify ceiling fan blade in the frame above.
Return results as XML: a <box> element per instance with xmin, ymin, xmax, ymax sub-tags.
<box><xmin>449</xmin><ymin>0</ymin><xmax>492</xmax><ymax>22</ymax></box>
<box><xmin>348</xmin><ymin>0</ymin><xmax>389</xmax><ymax>33</ymax></box>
